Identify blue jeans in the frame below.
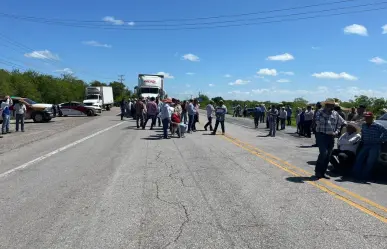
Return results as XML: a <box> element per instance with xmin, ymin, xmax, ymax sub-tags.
<box><xmin>269</xmin><ymin>122</ymin><xmax>276</xmax><ymax>137</ymax></box>
<box><xmin>16</xmin><ymin>114</ymin><xmax>25</xmax><ymax>131</ymax></box>
<box><xmin>315</xmin><ymin>133</ymin><xmax>335</xmax><ymax>175</ymax></box>
<box><xmin>188</xmin><ymin>114</ymin><xmax>194</xmax><ymax>132</ymax></box>
<box><xmin>181</xmin><ymin>112</ymin><xmax>187</xmax><ymax>124</ymax></box>
<box><xmin>2</xmin><ymin>114</ymin><xmax>10</xmax><ymax>133</ymax></box>
<box><xmin>352</xmin><ymin>144</ymin><xmax>380</xmax><ymax>180</ymax></box>
<box><xmin>162</xmin><ymin>118</ymin><xmax>170</xmax><ymax>138</ymax></box>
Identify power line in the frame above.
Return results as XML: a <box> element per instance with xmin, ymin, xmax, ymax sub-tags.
<box><xmin>0</xmin><ymin>0</ymin><xmax>359</xmax><ymax>23</ymax></box>
<box><xmin>0</xmin><ymin>3</ymin><xmax>385</xmax><ymax>30</ymax></box>
<box><xmin>118</xmin><ymin>74</ymin><xmax>125</xmax><ymax>84</ymax></box>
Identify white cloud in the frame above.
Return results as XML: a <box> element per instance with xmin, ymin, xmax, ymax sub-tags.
<box><xmin>224</xmin><ymin>74</ymin><xmax>232</xmax><ymax>78</ymax></box>
<box><xmin>24</xmin><ymin>50</ymin><xmax>60</xmax><ymax>60</ymax></box>
<box><xmin>182</xmin><ymin>53</ymin><xmax>200</xmax><ymax>62</ymax></box>
<box><xmin>312</xmin><ymin>46</ymin><xmax>321</xmax><ymax>50</ymax></box>
<box><xmin>280</xmin><ymin>71</ymin><xmax>294</xmax><ymax>76</ymax></box>
<box><xmin>209</xmin><ymin>84</ymin><xmax>215</xmax><ymax>87</ymax></box>
<box><xmin>82</xmin><ymin>40</ymin><xmax>112</xmax><ymax>48</ymax></box>
<box><xmin>266</xmin><ymin>53</ymin><xmax>294</xmax><ymax>61</ymax></box>
<box><xmin>343</xmin><ymin>24</ymin><xmax>368</xmax><ymax>36</ymax></box>
<box><xmin>312</xmin><ymin>72</ymin><xmax>358</xmax><ymax>81</ymax></box>
<box><xmin>186</xmin><ymin>72</ymin><xmax>195</xmax><ymax>75</ymax></box>
<box><xmin>54</xmin><ymin>68</ymin><xmax>73</xmax><ymax>74</ymax></box>
<box><xmin>127</xmin><ymin>22</ymin><xmax>135</xmax><ymax>26</ymax></box>
<box><xmin>257</xmin><ymin>68</ymin><xmax>277</xmax><ymax>76</ymax></box>
<box><xmin>369</xmin><ymin>57</ymin><xmax>386</xmax><ymax>65</ymax></box>
<box><xmin>228</xmin><ymin>90</ymin><xmax>250</xmax><ymax>95</ymax></box>
<box><xmin>382</xmin><ymin>24</ymin><xmax>387</xmax><ymax>34</ymax></box>
<box><xmin>277</xmin><ymin>79</ymin><xmax>290</xmax><ymax>83</ymax></box>
<box><xmin>228</xmin><ymin>79</ymin><xmax>250</xmax><ymax>85</ymax></box>
<box><xmin>102</xmin><ymin>16</ymin><xmax>125</xmax><ymax>25</ymax></box>
<box><xmin>156</xmin><ymin>72</ymin><xmax>174</xmax><ymax>79</ymax></box>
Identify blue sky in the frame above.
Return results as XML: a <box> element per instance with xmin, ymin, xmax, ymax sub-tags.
<box><xmin>1</xmin><ymin>0</ymin><xmax>387</xmax><ymax>102</ymax></box>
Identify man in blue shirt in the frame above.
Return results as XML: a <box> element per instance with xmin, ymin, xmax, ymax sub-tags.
<box><xmin>1</xmin><ymin>96</ymin><xmax>13</xmax><ymax>134</ymax></box>
<box><xmin>211</xmin><ymin>100</ymin><xmax>227</xmax><ymax>135</ymax></box>
<box><xmin>352</xmin><ymin>112</ymin><xmax>387</xmax><ymax>180</ymax></box>
<box><xmin>253</xmin><ymin>105</ymin><xmax>261</xmax><ymax>128</ymax></box>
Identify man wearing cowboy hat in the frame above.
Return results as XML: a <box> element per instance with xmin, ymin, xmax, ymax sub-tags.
<box><xmin>314</xmin><ymin>98</ymin><xmax>347</xmax><ymax>179</ymax></box>
<box><xmin>160</xmin><ymin>97</ymin><xmax>173</xmax><ymax>139</ymax></box>
<box><xmin>330</xmin><ymin>122</ymin><xmax>361</xmax><ymax>171</ymax></box>
<box><xmin>352</xmin><ymin>112</ymin><xmax>387</xmax><ymax>180</ymax></box>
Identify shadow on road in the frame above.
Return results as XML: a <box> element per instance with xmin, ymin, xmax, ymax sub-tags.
<box><xmin>286</xmin><ymin>176</ymin><xmax>318</xmax><ymax>183</ymax></box>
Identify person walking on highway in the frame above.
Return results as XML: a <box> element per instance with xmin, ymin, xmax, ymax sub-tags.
<box><xmin>187</xmin><ymin>99</ymin><xmax>196</xmax><ymax>133</ymax></box>
<box><xmin>131</xmin><ymin>99</ymin><xmax>137</xmax><ymax>120</ymax></box>
<box><xmin>204</xmin><ymin>100</ymin><xmax>215</xmax><ymax>131</ymax></box>
<box><xmin>135</xmin><ymin>98</ymin><xmax>146</xmax><ymax>128</ymax></box>
<box><xmin>352</xmin><ymin>112</ymin><xmax>387</xmax><ymax>181</ymax></box>
<box><xmin>14</xmin><ymin>101</ymin><xmax>27</xmax><ymax>132</ymax></box>
<box><xmin>193</xmin><ymin>99</ymin><xmax>200</xmax><ymax>131</ymax></box>
<box><xmin>279</xmin><ymin>107</ymin><xmax>287</xmax><ymax>130</ymax></box>
<box><xmin>260</xmin><ymin>104</ymin><xmax>266</xmax><ymax>123</ymax></box>
<box><xmin>120</xmin><ymin>99</ymin><xmax>126</xmax><ymax>120</ymax></box>
<box><xmin>156</xmin><ymin>97</ymin><xmax>162</xmax><ymax>127</ymax></box>
<box><xmin>267</xmin><ymin>105</ymin><xmax>279</xmax><ymax>137</ymax></box>
<box><xmin>286</xmin><ymin>106</ymin><xmax>292</xmax><ymax>126</ymax></box>
<box><xmin>303</xmin><ymin>105</ymin><xmax>314</xmax><ymax>138</ymax></box>
<box><xmin>311</xmin><ymin>102</ymin><xmax>322</xmax><ymax>147</ymax></box>
<box><xmin>211</xmin><ymin>100</ymin><xmax>227</xmax><ymax>135</ymax></box>
<box><xmin>314</xmin><ymin>98</ymin><xmax>346</xmax><ymax>179</ymax></box>
<box><xmin>160</xmin><ymin>98</ymin><xmax>173</xmax><ymax>139</ymax></box>
<box><xmin>142</xmin><ymin>97</ymin><xmax>158</xmax><ymax>130</ymax></box>
<box><xmin>1</xmin><ymin>96</ymin><xmax>13</xmax><ymax>134</ymax></box>
<box><xmin>181</xmin><ymin>100</ymin><xmax>188</xmax><ymax>124</ymax></box>
<box><xmin>253</xmin><ymin>105</ymin><xmax>261</xmax><ymax>128</ymax></box>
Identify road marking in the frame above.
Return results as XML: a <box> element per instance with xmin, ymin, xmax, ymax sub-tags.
<box><xmin>0</xmin><ymin>121</ymin><xmax>125</xmax><ymax>179</ymax></box>
<box><xmin>225</xmin><ymin>134</ymin><xmax>387</xmax><ymax>215</ymax></box>
<box><xmin>220</xmin><ymin>134</ymin><xmax>387</xmax><ymax>223</ymax></box>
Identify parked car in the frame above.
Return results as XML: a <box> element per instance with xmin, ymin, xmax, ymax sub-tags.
<box><xmin>0</xmin><ymin>97</ymin><xmax>54</xmax><ymax>123</ymax></box>
<box><xmin>375</xmin><ymin>113</ymin><xmax>387</xmax><ymax>164</ymax></box>
<box><xmin>58</xmin><ymin>101</ymin><xmax>102</xmax><ymax>117</ymax></box>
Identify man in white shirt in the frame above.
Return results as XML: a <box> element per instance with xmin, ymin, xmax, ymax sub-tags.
<box><xmin>329</xmin><ymin>122</ymin><xmax>361</xmax><ymax>171</ymax></box>
<box><xmin>160</xmin><ymin>98</ymin><xmax>173</xmax><ymax>139</ymax></box>
<box><xmin>204</xmin><ymin>100</ymin><xmax>215</xmax><ymax>131</ymax></box>
<box><xmin>14</xmin><ymin>101</ymin><xmax>27</xmax><ymax>132</ymax></box>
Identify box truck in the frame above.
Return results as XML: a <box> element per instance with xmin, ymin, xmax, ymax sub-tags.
<box><xmin>83</xmin><ymin>86</ymin><xmax>114</xmax><ymax>110</ymax></box>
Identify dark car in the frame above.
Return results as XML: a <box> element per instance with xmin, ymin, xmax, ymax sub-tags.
<box><xmin>59</xmin><ymin>101</ymin><xmax>102</xmax><ymax>117</ymax></box>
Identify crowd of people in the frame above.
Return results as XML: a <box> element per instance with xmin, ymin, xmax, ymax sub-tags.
<box><xmin>119</xmin><ymin>97</ymin><xmax>227</xmax><ymax>139</ymax></box>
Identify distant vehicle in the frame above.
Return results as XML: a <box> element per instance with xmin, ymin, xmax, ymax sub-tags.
<box><xmin>83</xmin><ymin>86</ymin><xmax>114</xmax><ymax>110</ymax></box>
<box><xmin>59</xmin><ymin>101</ymin><xmax>102</xmax><ymax>117</ymax></box>
<box><xmin>136</xmin><ymin>74</ymin><xmax>165</xmax><ymax>99</ymax></box>
<box><xmin>0</xmin><ymin>96</ymin><xmax>54</xmax><ymax>123</ymax></box>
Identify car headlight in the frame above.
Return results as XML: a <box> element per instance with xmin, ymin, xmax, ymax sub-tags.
<box><xmin>44</xmin><ymin>107</ymin><xmax>52</xmax><ymax>112</ymax></box>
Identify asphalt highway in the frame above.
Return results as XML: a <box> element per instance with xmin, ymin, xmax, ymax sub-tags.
<box><xmin>0</xmin><ymin>110</ymin><xmax>386</xmax><ymax>249</ymax></box>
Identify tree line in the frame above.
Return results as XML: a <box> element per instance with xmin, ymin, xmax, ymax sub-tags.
<box><xmin>0</xmin><ymin>69</ymin><xmax>134</xmax><ymax>104</ymax></box>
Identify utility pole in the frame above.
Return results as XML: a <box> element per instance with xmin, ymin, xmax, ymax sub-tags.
<box><xmin>118</xmin><ymin>74</ymin><xmax>125</xmax><ymax>84</ymax></box>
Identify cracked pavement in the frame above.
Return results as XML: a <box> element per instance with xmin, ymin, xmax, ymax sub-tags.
<box><xmin>0</xmin><ymin>109</ymin><xmax>386</xmax><ymax>249</ymax></box>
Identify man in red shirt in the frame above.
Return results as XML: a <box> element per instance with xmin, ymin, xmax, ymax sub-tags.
<box><xmin>142</xmin><ymin>97</ymin><xmax>158</xmax><ymax>130</ymax></box>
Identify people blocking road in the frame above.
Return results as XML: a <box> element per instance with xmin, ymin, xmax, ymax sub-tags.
<box><xmin>204</xmin><ymin>101</ymin><xmax>215</xmax><ymax>131</ymax></box>
<box><xmin>211</xmin><ymin>100</ymin><xmax>227</xmax><ymax>135</ymax></box>
<box><xmin>14</xmin><ymin>101</ymin><xmax>27</xmax><ymax>132</ymax></box>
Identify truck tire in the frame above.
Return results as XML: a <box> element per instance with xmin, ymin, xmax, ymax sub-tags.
<box><xmin>106</xmin><ymin>105</ymin><xmax>111</xmax><ymax>111</ymax></box>
<box><xmin>87</xmin><ymin>109</ymin><xmax>94</xmax><ymax>116</ymax></box>
<box><xmin>33</xmin><ymin>112</ymin><xmax>44</xmax><ymax>123</ymax></box>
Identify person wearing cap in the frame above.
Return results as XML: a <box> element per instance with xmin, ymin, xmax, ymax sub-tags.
<box><xmin>330</xmin><ymin>122</ymin><xmax>361</xmax><ymax>171</ymax></box>
<box><xmin>211</xmin><ymin>100</ymin><xmax>227</xmax><ymax>135</ymax></box>
<box><xmin>160</xmin><ymin>97</ymin><xmax>173</xmax><ymax>139</ymax></box>
<box><xmin>352</xmin><ymin>112</ymin><xmax>387</xmax><ymax>180</ymax></box>
<box><xmin>204</xmin><ymin>100</ymin><xmax>215</xmax><ymax>131</ymax></box>
<box><xmin>314</xmin><ymin>98</ymin><xmax>347</xmax><ymax>179</ymax></box>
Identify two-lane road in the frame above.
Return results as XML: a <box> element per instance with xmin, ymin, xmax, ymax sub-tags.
<box><xmin>1</xmin><ymin>110</ymin><xmax>386</xmax><ymax>248</ymax></box>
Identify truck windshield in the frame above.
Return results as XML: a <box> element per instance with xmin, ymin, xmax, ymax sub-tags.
<box><xmin>23</xmin><ymin>98</ymin><xmax>37</xmax><ymax>105</ymax></box>
<box><xmin>139</xmin><ymin>88</ymin><xmax>159</xmax><ymax>94</ymax></box>
<box><xmin>86</xmin><ymin>95</ymin><xmax>100</xmax><ymax>100</ymax></box>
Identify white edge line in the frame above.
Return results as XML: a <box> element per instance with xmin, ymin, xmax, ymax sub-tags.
<box><xmin>0</xmin><ymin>121</ymin><xmax>125</xmax><ymax>179</ymax></box>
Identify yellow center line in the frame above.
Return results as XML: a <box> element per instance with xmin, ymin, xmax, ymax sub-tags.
<box><xmin>218</xmin><ymin>134</ymin><xmax>387</xmax><ymax>223</ymax></box>
<box><xmin>223</xmin><ymin>134</ymin><xmax>387</xmax><ymax>215</ymax></box>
